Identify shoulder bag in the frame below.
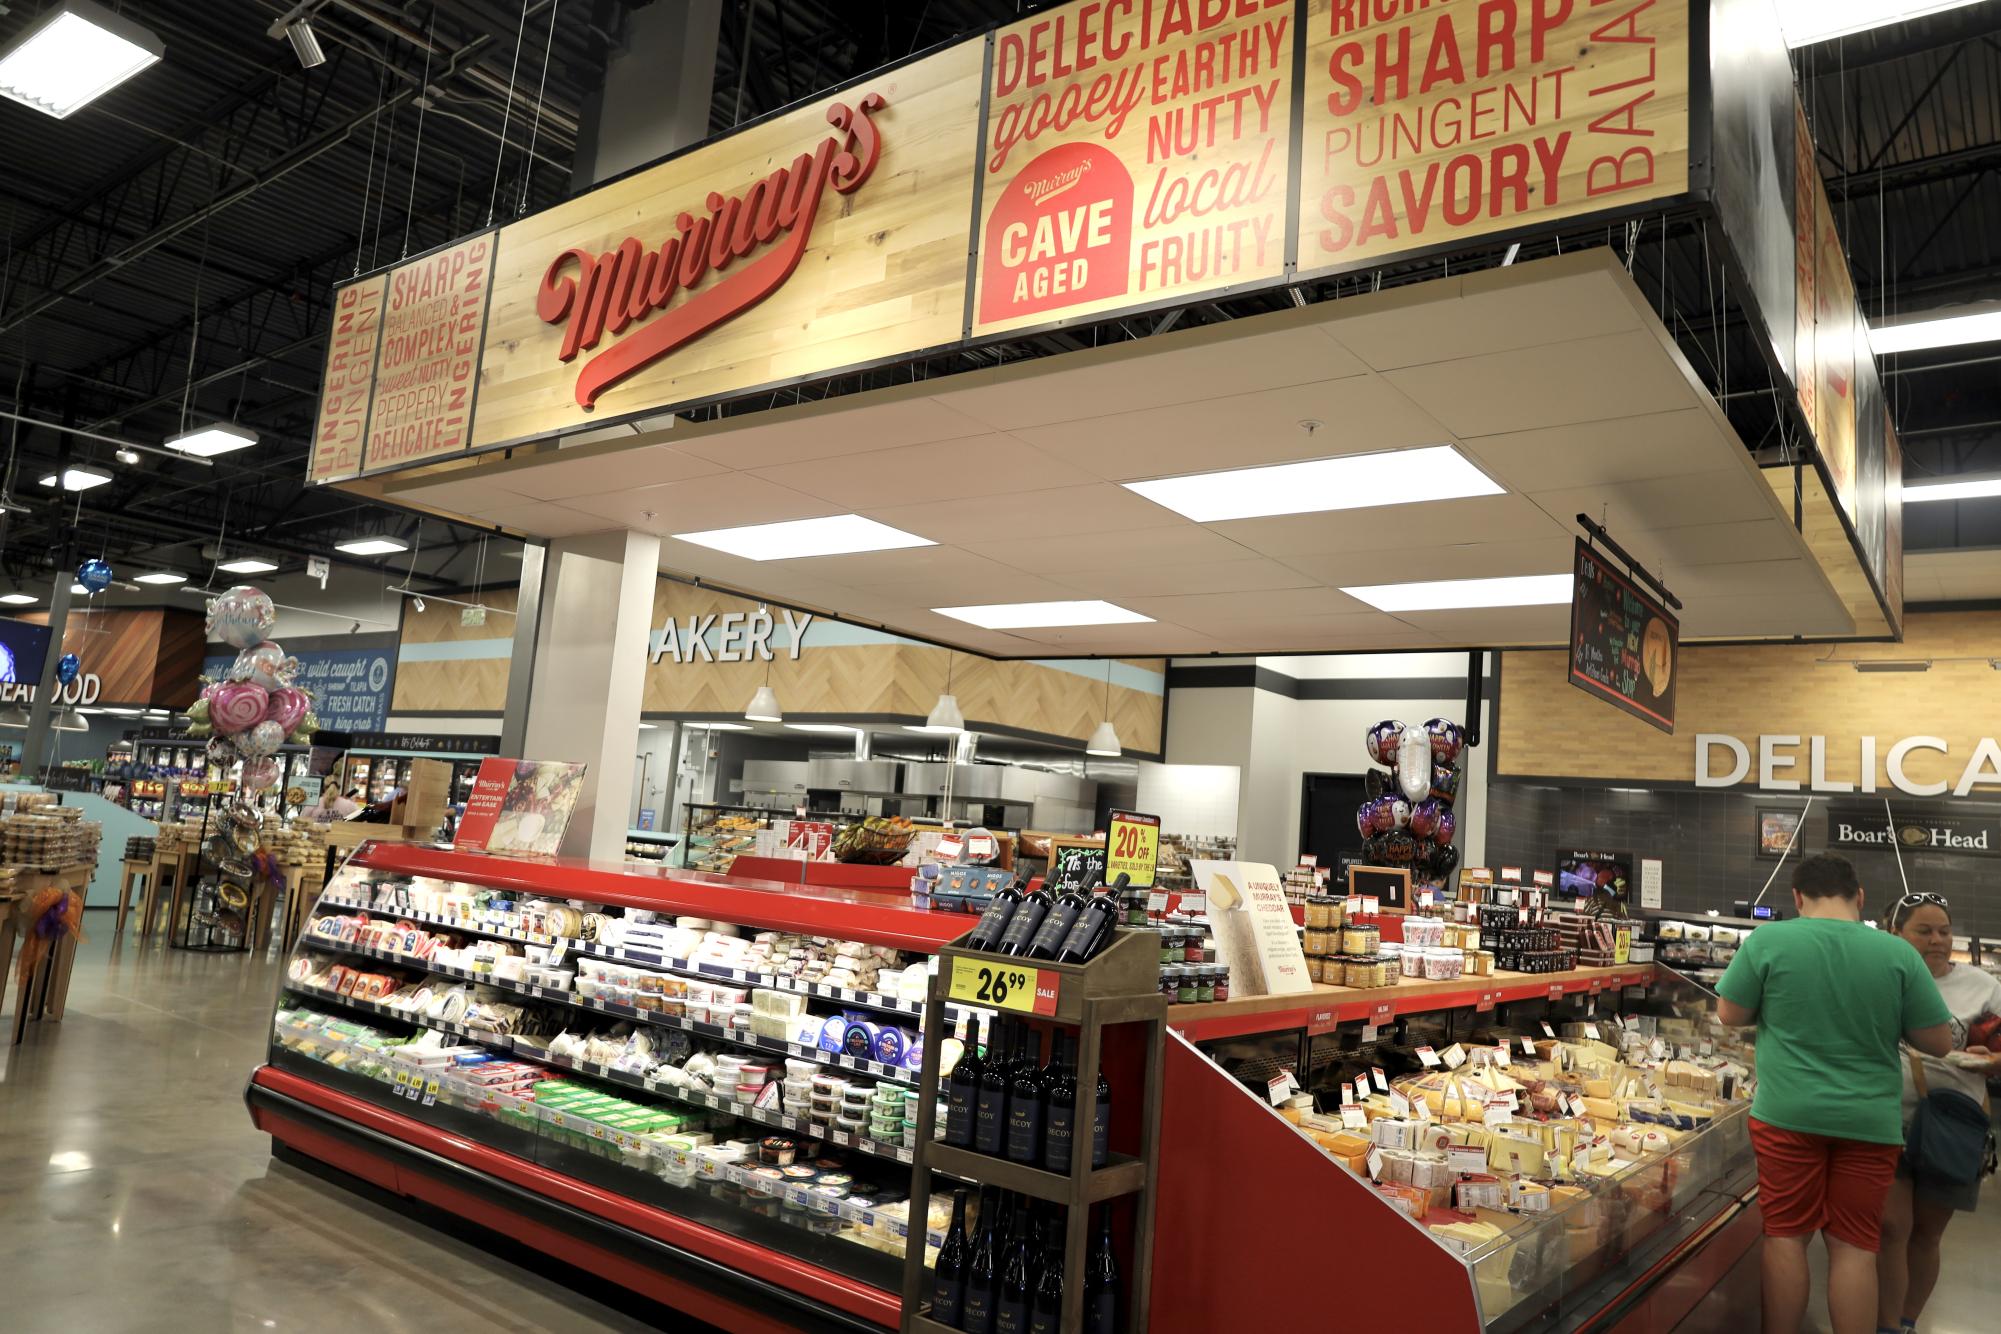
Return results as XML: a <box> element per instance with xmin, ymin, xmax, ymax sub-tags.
<box><xmin>1904</xmin><ymin>1051</ymin><xmax>1996</xmax><ymax>1187</ymax></box>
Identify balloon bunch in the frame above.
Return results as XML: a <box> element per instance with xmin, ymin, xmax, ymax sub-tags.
<box><xmin>1356</xmin><ymin>718</ymin><xmax>1465</xmax><ymax>886</ymax></box>
<box><xmin>185</xmin><ymin>585</ymin><xmax>320</xmax><ymax>794</ymax></box>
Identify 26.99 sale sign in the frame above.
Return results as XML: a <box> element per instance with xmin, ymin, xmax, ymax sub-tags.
<box><xmin>1299</xmin><ymin>0</ymin><xmax>1688</xmax><ymax>271</ymax></box>
<box><xmin>974</xmin><ymin>0</ymin><xmax>1295</xmax><ymax>334</ymax></box>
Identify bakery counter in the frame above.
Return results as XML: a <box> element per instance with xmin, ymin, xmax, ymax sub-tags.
<box><xmin>1167</xmin><ymin>964</ymin><xmax>1660</xmax><ymax>1041</ymax></box>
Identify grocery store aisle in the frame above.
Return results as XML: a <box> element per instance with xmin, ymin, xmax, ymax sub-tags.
<box><xmin>0</xmin><ymin>921</ymin><xmax>658</xmax><ymax>1334</ymax></box>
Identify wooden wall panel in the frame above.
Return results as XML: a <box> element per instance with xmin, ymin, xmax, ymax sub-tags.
<box><xmin>391</xmin><ymin>588</ymin><xmax>517</xmax><ymax>714</ymax></box>
<box><xmin>469</xmin><ymin>43</ymin><xmax>981</xmax><ymax>448</ymax></box>
<box><xmin>25</xmin><ymin>606</ymin><xmax>205</xmax><ymax>706</ymax></box>
<box><xmin>1496</xmin><ymin>611</ymin><xmax>2001</xmax><ymax>790</ymax></box>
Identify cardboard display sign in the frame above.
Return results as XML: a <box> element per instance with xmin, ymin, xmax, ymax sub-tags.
<box><xmin>1106</xmin><ymin>809</ymin><xmax>1161</xmax><ymax>888</ymax></box>
<box><xmin>1194</xmin><ymin>858</ymin><xmax>1312</xmax><ymax>998</ymax></box>
<box><xmin>456</xmin><ymin>758</ymin><xmax>588</xmax><ymax>857</ymax></box>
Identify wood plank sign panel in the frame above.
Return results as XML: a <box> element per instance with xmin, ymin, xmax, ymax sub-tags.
<box><xmin>1297</xmin><ymin>0</ymin><xmax>1691</xmax><ymax>273</ymax></box>
<box><xmin>1809</xmin><ymin>173</ymin><xmax>1858</xmax><ymax>526</ymax></box>
<box><xmin>970</xmin><ymin>0</ymin><xmax>1296</xmax><ymax>336</ymax></box>
<box><xmin>1791</xmin><ymin>100</ymin><xmax>1816</xmax><ymax>433</ymax></box>
<box><xmin>361</xmin><ymin>233</ymin><xmax>496</xmax><ymax>472</ymax></box>
<box><xmin>309</xmin><ymin>276</ymin><xmax>386</xmax><ymax>482</ymax></box>
<box><xmin>468</xmin><ymin>42</ymin><xmax>981</xmax><ymax>449</ymax></box>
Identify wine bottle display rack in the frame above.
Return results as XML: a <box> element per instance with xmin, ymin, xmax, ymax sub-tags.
<box><xmin>899</xmin><ymin>928</ymin><xmax>1166</xmax><ymax>1333</ymax></box>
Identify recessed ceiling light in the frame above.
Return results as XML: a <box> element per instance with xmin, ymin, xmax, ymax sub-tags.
<box><xmin>1342</xmin><ymin>573</ymin><xmax>1574</xmax><ymax>612</ymax></box>
<box><xmin>164</xmin><ymin>423</ymin><xmax>258</xmax><ymax>457</ymax></box>
<box><xmin>39</xmin><ymin>466</ymin><xmax>112</xmax><ymax>491</ymax></box>
<box><xmin>1122</xmin><ymin>445</ymin><xmax>1503</xmax><ymax>523</ymax></box>
<box><xmin>1869</xmin><ymin>304</ymin><xmax>2001</xmax><ymax>355</ymax></box>
<box><xmin>134</xmin><ymin>571</ymin><xmax>186</xmax><ymax>585</ymax></box>
<box><xmin>0</xmin><ymin>593</ymin><xmax>36</xmax><ymax>605</ymax></box>
<box><xmin>336</xmin><ymin>536</ymin><xmax>408</xmax><ymax>556</ymax></box>
<box><xmin>673</xmin><ymin>514</ymin><xmax>934</xmax><ymax>561</ymax></box>
<box><xmin>932</xmin><ymin>600</ymin><xmax>1153</xmax><ymax>630</ymax></box>
<box><xmin>1905</xmin><ymin>476</ymin><xmax>2001</xmax><ymax>502</ymax></box>
<box><xmin>0</xmin><ymin>0</ymin><xmax>164</xmax><ymax>120</ymax></box>
<box><xmin>785</xmin><ymin>723</ymin><xmax>857</xmax><ymax>734</ymax></box>
<box><xmin>1776</xmin><ymin>0</ymin><xmax>1986</xmax><ymax>46</ymax></box>
<box><xmin>217</xmin><ymin>556</ymin><xmax>279</xmax><ymax>573</ymax></box>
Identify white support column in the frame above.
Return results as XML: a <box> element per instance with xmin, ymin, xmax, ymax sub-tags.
<box><xmin>521</xmin><ymin>529</ymin><xmax>660</xmax><ymax>860</ymax></box>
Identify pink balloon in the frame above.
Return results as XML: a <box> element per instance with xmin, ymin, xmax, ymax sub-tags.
<box><xmin>209</xmin><ymin>681</ymin><xmax>268</xmax><ymax>734</ymax></box>
<box><xmin>240</xmin><ymin>758</ymin><xmax>280</xmax><ymax>791</ymax></box>
<box><xmin>265</xmin><ymin>686</ymin><xmax>310</xmax><ymax>733</ymax></box>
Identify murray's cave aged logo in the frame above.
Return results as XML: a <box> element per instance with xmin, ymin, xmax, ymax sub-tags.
<box><xmin>980</xmin><ymin>142</ymin><xmax>1133</xmax><ymax>324</ymax></box>
<box><xmin>536</xmin><ymin>94</ymin><xmax>886</xmax><ymax>410</ymax></box>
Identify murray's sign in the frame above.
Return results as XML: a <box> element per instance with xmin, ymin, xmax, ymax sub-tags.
<box><xmin>1696</xmin><ymin>733</ymin><xmax>2001</xmax><ymax>799</ymax></box>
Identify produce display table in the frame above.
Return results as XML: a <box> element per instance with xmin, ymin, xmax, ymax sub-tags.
<box><xmin>115</xmin><ymin>857</ymin><xmax>149</xmax><ymax>935</ymax></box>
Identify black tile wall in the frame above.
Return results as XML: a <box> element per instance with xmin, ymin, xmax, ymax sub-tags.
<box><xmin>1485</xmin><ymin>782</ymin><xmax>2001</xmax><ymax>940</ymax></box>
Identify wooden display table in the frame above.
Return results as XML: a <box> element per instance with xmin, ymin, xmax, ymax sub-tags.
<box><xmin>114</xmin><ymin>857</ymin><xmax>150</xmax><ymax>935</ymax></box>
<box><xmin>8</xmin><ymin>864</ymin><xmax>92</xmax><ymax>1043</ymax></box>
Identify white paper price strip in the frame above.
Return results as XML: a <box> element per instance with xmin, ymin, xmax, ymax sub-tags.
<box><xmin>1342</xmin><ymin>1106</ymin><xmax>1368</xmax><ymax>1130</ymax></box>
<box><xmin>1416</xmin><ymin>1045</ymin><xmax>1442</xmax><ymax>1068</ymax></box>
<box><xmin>1267</xmin><ymin>1070</ymin><xmax>1300</xmax><ymax>1105</ymax></box>
<box><xmin>947</xmin><ymin>957</ymin><xmax>1058</xmax><ymax>1016</ymax></box>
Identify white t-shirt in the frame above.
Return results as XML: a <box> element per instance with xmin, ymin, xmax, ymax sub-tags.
<box><xmin>1901</xmin><ymin>962</ymin><xmax>2001</xmax><ymax>1117</ymax></box>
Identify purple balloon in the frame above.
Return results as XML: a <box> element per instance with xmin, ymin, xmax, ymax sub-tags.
<box><xmin>1356</xmin><ymin>801</ymin><xmax>1377</xmax><ymax>839</ymax></box>
<box><xmin>1367</xmin><ymin>796</ymin><xmax>1398</xmax><ymax>835</ymax></box>
<box><xmin>1425</xmin><ymin>717</ymin><xmax>1465</xmax><ymax>766</ymax></box>
<box><xmin>1365</xmin><ymin>720</ymin><xmax>1406</xmax><ymax>767</ymax></box>
<box><xmin>1409</xmin><ymin>798</ymin><xmax>1443</xmax><ymax>839</ymax></box>
<box><xmin>1389</xmin><ymin>798</ymin><xmax>1412</xmax><ymax>830</ymax></box>
<box><xmin>1435</xmin><ymin>807</ymin><xmax>1458</xmax><ymax>845</ymax></box>
<box><xmin>1430</xmin><ymin>764</ymin><xmax>1461</xmax><ymax>806</ymax></box>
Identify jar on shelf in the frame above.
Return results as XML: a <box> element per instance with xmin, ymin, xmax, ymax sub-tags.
<box><xmin>1342</xmin><ymin>923</ymin><xmax>1379</xmax><ymax>956</ymax></box>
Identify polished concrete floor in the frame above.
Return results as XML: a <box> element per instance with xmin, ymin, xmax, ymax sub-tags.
<box><xmin>0</xmin><ymin>914</ymin><xmax>656</xmax><ymax>1334</ymax></box>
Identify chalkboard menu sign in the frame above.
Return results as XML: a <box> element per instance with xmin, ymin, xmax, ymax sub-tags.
<box><xmin>1048</xmin><ymin>840</ymin><xmax>1108</xmax><ymax>891</ymax></box>
<box><xmin>1569</xmin><ymin>538</ymin><xmax>1678</xmax><ymax>733</ymax></box>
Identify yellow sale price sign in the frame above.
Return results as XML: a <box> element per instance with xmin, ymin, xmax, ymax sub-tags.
<box><xmin>948</xmin><ymin>957</ymin><xmax>1060</xmax><ymax>1016</ymax></box>
<box><xmin>1106</xmin><ymin>809</ymin><xmax>1160</xmax><ymax>888</ymax></box>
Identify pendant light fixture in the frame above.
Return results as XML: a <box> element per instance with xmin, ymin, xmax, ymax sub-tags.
<box><xmin>745</xmin><ymin>627</ymin><xmax>782</xmax><ymax>723</ymax></box>
<box><xmin>916</xmin><ymin>650</ymin><xmax>966</xmax><ymax>734</ymax></box>
<box><xmin>1086</xmin><ymin>659</ymin><xmax>1122</xmax><ymax>757</ymax></box>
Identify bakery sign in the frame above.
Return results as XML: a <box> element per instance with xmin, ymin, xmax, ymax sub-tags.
<box><xmin>1696</xmin><ymin>734</ymin><xmax>2001</xmax><ymax>799</ymax></box>
<box><xmin>649</xmin><ymin>607</ymin><xmax>816</xmax><ymax>666</ymax></box>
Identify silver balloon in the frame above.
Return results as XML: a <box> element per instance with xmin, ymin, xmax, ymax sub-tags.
<box><xmin>1396</xmin><ymin>729</ymin><xmax>1432</xmax><ymax>803</ymax></box>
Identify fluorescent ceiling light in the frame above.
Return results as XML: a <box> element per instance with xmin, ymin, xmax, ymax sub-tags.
<box><xmin>0</xmin><ymin>593</ymin><xmax>36</xmax><ymax>605</ymax></box>
<box><xmin>674</xmin><ymin>514</ymin><xmax>933</xmax><ymax>562</ymax></box>
<box><xmin>785</xmin><ymin>723</ymin><xmax>857</xmax><ymax>734</ymax></box>
<box><xmin>1776</xmin><ymin>0</ymin><xmax>1986</xmax><ymax>46</ymax></box>
<box><xmin>39</xmin><ymin>466</ymin><xmax>112</xmax><ymax>491</ymax></box>
<box><xmin>217</xmin><ymin>556</ymin><xmax>279</xmax><ymax>574</ymax></box>
<box><xmin>336</xmin><ymin>536</ymin><xmax>408</xmax><ymax>556</ymax></box>
<box><xmin>0</xmin><ymin>1</ymin><xmax>164</xmax><ymax>120</ymax></box>
<box><xmin>932</xmin><ymin>600</ymin><xmax>1153</xmax><ymax>629</ymax></box>
<box><xmin>1853</xmin><ymin>659</ymin><xmax>1931</xmax><ymax>673</ymax></box>
<box><xmin>69</xmin><ymin>583</ymin><xmax>89</xmax><ymax>595</ymax></box>
<box><xmin>1869</xmin><ymin>304</ymin><xmax>2001</xmax><ymax>355</ymax></box>
<box><xmin>1342</xmin><ymin>573</ymin><xmax>1574</xmax><ymax>613</ymax></box>
<box><xmin>684</xmin><ymin>721</ymin><xmax>750</xmax><ymax>731</ymax></box>
<box><xmin>1905</xmin><ymin>476</ymin><xmax>2001</xmax><ymax>503</ymax></box>
<box><xmin>164</xmin><ymin>423</ymin><xmax>257</xmax><ymax>457</ymax></box>
<box><xmin>134</xmin><ymin>571</ymin><xmax>185</xmax><ymax>585</ymax></box>
<box><xmin>1123</xmin><ymin>445</ymin><xmax>1503</xmax><ymax>523</ymax></box>
<box><xmin>637</xmin><ymin>722</ymin><xmax>656</xmax><ymax>730</ymax></box>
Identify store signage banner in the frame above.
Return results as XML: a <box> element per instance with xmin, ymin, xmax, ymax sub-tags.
<box><xmin>360</xmin><ymin>233</ymin><xmax>496</xmax><ymax>474</ymax></box>
<box><xmin>310</xmin><ymin>277</ymin><xmax>385</xmax><ymax>482</ymax></box>
<box><xmin>1296</xmin><ymin>0</ymin><xmax>1690</xmax><ymax>272</ymax></box>
<box><xmin>1193</xmin><ymin>858</ymin><xmax>1311</xmax><ymax>998</ymax></box>
<box><xmin>457</xmin><ymin>757</ymin><xmax>588</xmax><ymax>857</ymax></box>
<box><xmin>205</xmin><ymin>644</ymin><xmax>397</xmax><ymax>733</ymax></box>
<box><xmin>971</xmin><ymin>0</ymin><xmax>1295</xmax><ymax>335</ymax></box>
<box><xmin>1568</xmin><ymin>539</ymin><xmax>1677</xmax><ymax>734</ymax></box>
<box><xmin>1106</xmin><ymin>808</ymin><xmax>1161</xmax><ymax>888</ymax></box>
<box><xmin>1827</xmin><ymin>805</ymin><xmax>1999</xmax><ymax>858</ymax></box>
<box><xmin>1695</xmin><ymin>733</ymin><xmax>2001</xmax><ymax>799</ymax></box>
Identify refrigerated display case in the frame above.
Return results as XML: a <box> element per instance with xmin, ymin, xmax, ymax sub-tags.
<box><xmin>245</xmin><ymin>842</ymin><xmax>980</xmax><ymax>1331</ymax></box>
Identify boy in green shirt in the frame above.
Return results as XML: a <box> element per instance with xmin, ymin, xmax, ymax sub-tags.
<box><xmin>1716</xmin><ymin>853</ymin><xmax>1952</xmax><ymax>1334</ymax></box>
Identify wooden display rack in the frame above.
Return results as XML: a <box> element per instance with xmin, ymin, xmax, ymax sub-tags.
<box><xmin>899</xmin><ymin>928</ymin><xmax>1166</xmax><ymax>1333</ymax></box>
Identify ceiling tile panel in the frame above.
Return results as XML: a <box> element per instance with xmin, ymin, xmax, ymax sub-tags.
<box><xmin>1458</xmin><ymin>408</ymin><xmax>1736</xmax><ymax>492</ymax></box>
<box><xmin>1214</xmin><ymin>493</ymin><xmax>1568</xmax><ymax>558</ymax></box>
<box><xmin>964</xmin><ymin>525</ymin><xmax>1254</xmax><ymax>573</ymax></box>
<box><xmin>1084</xmin><ymin>558</ymin><xmax>1323</xmax><ymax>598</ymax></box>
<box><xmin>1381</xmin><ymin>330</ymin><xmax>1700</xmax><ymax>436</ymax></box>
<box><xmin>1123</xmin><ymin>586</ymin><xmax>1376</xmax><ymax>628</ymax></box>
<box><xmin>860</xmin><ymin>483</ymin><xmax>1174</xmax><ymax>542</ymax></box>
<box><xmin>1275</xmin><ymin>537</ymin><xmax>1575</xmax><ymax>586</ymax></box>
<box><xmin>756</xmin><ymin>435</ymin><xmax>1098</xmax><ymax>507</ymax></box>
<box><xmin>490</xmin><ymin>444</ymin><xmax>729</xmax><ymax>500</ymax></box>
<box><xmin>672</xmin><ymin>395</ymin><xmax>996</xmax><ymax>469</ymax></box>
<box><xmin>1317</xmin><ymin>264</ymin><xmax>1642</xmax><ymax>371</ymax></box>
<box><xmin>568</xmin><ymin>472</ymin><xmax>841</xmax><ymax>531</ymax></box>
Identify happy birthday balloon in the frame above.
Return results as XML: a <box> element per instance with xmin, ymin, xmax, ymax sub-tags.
<box><xmin>54</xmin><ymin>653</ymin><xmax>79</xmax><ymax>685</ymax></box>
<box><xmin>75</xmin><ymin>558</ymin><xmax>113</xmax><ymax>594</ymax></box>
<box><xmin>1365</xmin><ymin>720</ymin><xmax>1405</xmax><ymax>767</ymax></box>
<box><xmin>1396</xmin><ymin>730</ymin><xmax>1433</xmax><ymax>803</ymax></box>
<box><xmin>208</xmin><ymin>681</ymin><xmax>268</xmax><ymax>734</ymax></box>
<box><xmin>206</xmin><ymin>585</ymin><xmax>277</xmax><ymax>650</ymax></box>
<box><xmin>1425</xmin><ymin>717</ymin><xmax>1465</xmax><ymax>766</ymax></box>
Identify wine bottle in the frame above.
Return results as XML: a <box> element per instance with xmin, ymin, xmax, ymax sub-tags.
<box><xmin>1083</xmin><ymin>1207</ymin><xmax>1119</xmax><ymax>1334</ymax></box>
<box><xmin>1028</xmin><ymin>1220</ymin><xmax>1064</xmax><ymax>1334</ymax></box>
<box><xmin>932</xmin><ymin>1189</ymin><xmax>970</xmax><ymax>1326</ymax></box>
<box><xmin>945</xmin><ymin>1013</ymin><xmax>986</xmax><ymax>1149</ymax></box>
<box><xmin>965</xmin><ymin>885</ymin><xmax>1024</xmax><ymax>952</ymax></box>
<box><xmin>1092</xmin><ymin>1056</ymin><xmax>1112</xmax><ymax>1170</ymax></box>
<box><xmin>997</xmin><ymin>884</ymin><xmax>1054</xmax><ymax>956</ymax></box>
<box><xmin>1025</xmin><ymin>881</ymin><xmax>1089</xmax><ymax>959</ymax></box>
<box><xmin>1053</xmin><ymin>890</ymin><xmax>1120</xmax><ymax>964</ymax></box>
<box><xmin>995</xmin><ymin>1195</ymin><xmax>1033</xmax><ymax>1334</ymax></box>
<box><xmin>1042</xmin><ymin>1031</ymin><xmax>1078</xmax><ymax>1174</ymax></box>
<box><xmin>963</xmin><ymin>1188</ymin><xmax>1002</xmax><ymax>1334</ymax></box>
<box><xmin>1005</xmin><ymin>1023</ymin><xmax>1046</xmax><ymax>1163</ymax></box>
<box><xmin>974</xmin><ymin>1019</ymin><xmax>1013</xmax><ymax>1155</ymax></box>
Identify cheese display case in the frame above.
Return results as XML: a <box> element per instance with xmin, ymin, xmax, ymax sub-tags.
<box><xmin>246</xmin><ymin>841</ymin><xmax>982</xmax><ymax>1332</ymax></box>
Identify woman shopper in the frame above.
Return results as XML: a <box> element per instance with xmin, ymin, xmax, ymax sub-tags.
<box><xmin>1877</xmin><ymin>892</ymin><xmax>2001</xmax><ymax>1333</ymax></box>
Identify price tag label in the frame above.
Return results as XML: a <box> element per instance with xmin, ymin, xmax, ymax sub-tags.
<box><xmin>1308</xmin><ymin>1009</ymin><xmax>1341</xmax><ymax>1037</ymax></box>
<box><xmin>1269</xmin><ymin>1071</ymin><xmax>1300</xmax><ymax>1105</ymax></box>
<box><xmin>1360</xmin><ymin>895</ymin><xmax>1380</xmax><ymax>916</ymax></box>
<box><xmin>1548</xmin><ymin>983</ymin><xmax>1566</xmax><ymax>1002</ymax></box>
<box><xmin>1389</xmin><ymin>1090</ymin><xmax>1412</xmax><ymax>1117</ymax></box>
<box><xmin>1416</xmin><ymin>890</ymin><xmax>1435</xmax><ymax>909</ymax></box>
<box><xmin>1360</xmin><ymin>1023</ymin><xmax>1382</xmax><ymax>1044</ymax></box>
<box><xmin>1442</xmin><ymin>1044</ymin><xmax>1466</xmax><ymax>1070</ymax></box>
<box><xmin>1416</xmin><ymin>1045</ymin><xmax>1442</xmax><ymax>1068</ymax></box>
<box><xmin>1541</xmin><ymin>1021</ymin><xmax>1556</xmax><ymax>1038</ymax></box>
<box><xmin>547</xmin><ymin>936</ymin><xmax>568</xmax><ymax>967</ymax></box>
<box><xmin>1483</xmin><ymin>1102</ymin><xmax>1514</xmax><ymax>1127</ymax></box>
<box><xmin>1342</xmin><ymin>1105</ymin><xmax>1368</xmax><ymax>1130</ymax></box>
<box><xmin>422</xmin><ymin>1077</ymin><xmax>439</xmax><ymax>1106</ymax></box>
<box><xmin>1366</xmin><ymin>1147</ymin><xmax>1385</xmax><ymax>1180</ymax></box>
<box><xmin>1371</xmin><ymin>1066</ymin><xmax>1388</xmax><ymax>1092</ymax></box>
<box><xmin>1589</xmin><ymin>978</ymin><xmax>1605</xmax><ymax>995</ymax></box>
<box><xmin>1353</xmin><ymin>1075</ymin><xmax>1371</xmax><ymax>1104</ymax></box>
<box><xmin>1521</xmin><ymin>1037</ymin><xmax>1538</xmax><ymax>1055</ymax></box>
<box><xmin>1648</xmin><ymin>1036</ymin><xmax>1668</xmax><ymax>1060</ymax></box>
<box><xmin>1475</xmin><ymin>992</ymin><xmax>1496</xmax><ymax>1014</ymax></box>
<box><xmin>1583</xmin><ymin>1023</ymin><xmax>1602</xmax><ymax>1041</ymax></box>
<box><xmin>1493</xmin><ymin>1044</ymin><xmax>1511</xmax><ymax>1067</ymax></box>
<box><xmin>1106</xmin><ymin>810</ymin><xmax>1161</xmax><ymax>888</ymax></box>
<box><xmin>1145</xmin><ymin>891</ymin><xmax>1169</xmax><ymax>914</ymax></box>
<box><xmin>947</xmin><ymin>957</ymin><xmax>1059</xmax><ymax>1016</ymax></box>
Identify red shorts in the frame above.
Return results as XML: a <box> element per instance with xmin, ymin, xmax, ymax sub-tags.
<box><xmin>1750</xmin><ymin>1118</ymin><xmax>1902</xmax><ymax>1251</ymax></box>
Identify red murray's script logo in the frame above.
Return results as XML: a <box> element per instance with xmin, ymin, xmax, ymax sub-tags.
<box><xmin>537</xmin><ymin>93</ymin><xmax>886</xmax><ymax>410</ymax></box>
